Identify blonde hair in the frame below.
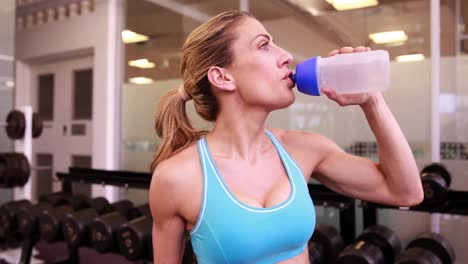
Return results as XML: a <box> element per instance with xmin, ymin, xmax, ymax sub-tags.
<box><xmin>151</xmin><ymin>10</ymin><xmax>253</xmax><ymax>172</ymax></box>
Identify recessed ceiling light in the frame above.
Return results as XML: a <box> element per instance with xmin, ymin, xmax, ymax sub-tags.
<box><xmin>129</xmin><ymin>77</ymin><xmax>154</xmax><ymax>84</ymax></box>
<box><xmin>395</xmin><ymin>54</ymin><xmax>425</xmax><ymax>62</ymax></box>
<box><xmin>122</xmin><ymin>30</ymin><xmax>149</xmax><ymax>44</ymax></box>
<box><xmin>369</xmin><ymin>30</ymin><xmax>408</xmax><ymax>44</ymax></box>
<box><xmin>326</xmin><ymin>0</ymin><xmax>378</xmax><ymax>11</ymax></box>
<box><xmin>128</xmin><ymin>59</ymin><xmax>155</xmax><ymax>69</ymax></box>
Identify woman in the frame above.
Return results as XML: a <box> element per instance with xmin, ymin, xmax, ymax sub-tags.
<box><xmin>149</xmin><ymin>10</ymin><xmax>423</xmax><ymax>264</ymax></box>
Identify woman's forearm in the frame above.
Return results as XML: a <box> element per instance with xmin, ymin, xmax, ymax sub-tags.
<box><xmin>360</xmin><ymin>93</ymin><xmax>423</xmax><ymax>204</ymax></box>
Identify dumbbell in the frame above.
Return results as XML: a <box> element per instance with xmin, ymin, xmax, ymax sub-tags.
<box><xmin>420</xmin><ymin>163</ymin><xmax>451</xmax><ymax>206</ymax></box>
<box><xmin>335</xmin><ymin>225</ymin><xmax>401</xmax><ymax>264</ymax></box>
<box><xmin>16</xmin><ymin>192</ymin><xmax>74</xmax><ymax>238</ymax></box>
<box><xmin>1</xmin><ymin>193</ymin><xmax>72</xmax><ymax>237</ymax></box>
<box><xmin>0</xmin><ymin>199</ymin><xmax>32</xmax><ymax>247</ymax></box>
<box><xmin>61</xmin><ymin>198</ymin><xmax>119</xmax><ymax>248</ymax></box>
<box><xmin>395</xmin><ymin>232</ymin><xmax>455</xmax><ymax>264</ymax></box>
<box><xmin>0</xmin><ymin>153</ymin><xmax>30</xmax><ymax>188</ymax></box>
<box><xmin>39</xmin><ymin>194</ymin><xmax>96</xmax><ymax>242</ymax></box>
<box><xmin>2</xmin><ymin>110</ymin><xmax>44</xmax><ymax>139</ymax></box>
<box><xmin>308</xmin><ymin>224</ymin><xmax>344</xmax><ymax>264</ymax></box>
<box><xmin>0</xmin><ymin>199</ymin><xmax>32</xmax><ymax>238</ymax></box>
<box><xmin>90</xmin><ymin>201</ymin><xmax>150</xmax><ymax>253</ymax></box>
<box><xmin>117</xmin><ymin>204</ymin><xmax>153</xmax><ymax>260</ymax></box>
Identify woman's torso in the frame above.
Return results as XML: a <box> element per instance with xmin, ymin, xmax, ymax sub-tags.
<box><xmin>174</xmin><ymin>129</ymin><xmax>321</xmax><ymax>263</ymax></box>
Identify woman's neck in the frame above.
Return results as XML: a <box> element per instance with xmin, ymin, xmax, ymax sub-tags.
<box><xmin>208</xmin><ymin>107</ymin><xmax>272</xmax><ymax>162</ymax></box>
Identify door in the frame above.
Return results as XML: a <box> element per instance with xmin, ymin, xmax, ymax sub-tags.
<box><xmin>31</xmin><ymin>56</ymin><xmax>93</xmax><ymax>196</ymax></box>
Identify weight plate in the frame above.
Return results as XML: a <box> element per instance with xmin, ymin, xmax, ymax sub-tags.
<box><xmin>5</xmin><ymin>110</ymin><xmax>25</xmax><ymax>140</ymax></box>
<box><xmin>311</xmin><ymin>224</ymin><xmax>344</xmax><ymax>263</ymax></box>
<box><xmin>395</xmin><ymin>247</ymin><xmax>442</xmax><ymax>264</ymax></box>
<box><xmin>357</xmin><ymin>225</ymin><xmax>401</xmax><ymax>263</ymax></box>
<box><xmin>32</xmin><ymin>113</ymin><xmax>43</xmax><ymax>138</ymax></box>
<box><xmin>0</xmin><ymin>153</ymin><xmax>30</xmax><ymax>188</ymax></box>
<box><xmin>336</xmin><ymin>241</ymin><xmax>385</xmax><ymax>264</ymax></box>
<box><xmin>421</xmin><ymin>163</ymin><xmax>451</xmax><ymax>188</ymax></box>
<box><xmin>421</xmin><ymin>173</ymin><xmax>448</xmax><ymax>206</ymax></box>
<box><xmin>406</xmin><ymin>233</ymin><xmax>455</xmax><ymax>264</ymax></box>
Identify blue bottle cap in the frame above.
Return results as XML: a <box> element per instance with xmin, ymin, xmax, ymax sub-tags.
<box><xmin>295</xmin><ymin>56</ymin><xmax>320</xmax><ymax>96</ymax></box>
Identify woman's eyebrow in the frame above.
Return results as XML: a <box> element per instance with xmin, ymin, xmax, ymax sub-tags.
<box><xmin>251</xmin><ymin>34</ymin><xmax>273</xmax><ymax>43</ymax></box>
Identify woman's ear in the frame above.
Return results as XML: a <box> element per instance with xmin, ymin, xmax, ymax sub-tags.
<box><xmin>207</xmin><ymin>66</ymin><xmax>236</xmax><ymax>92</ymax></box>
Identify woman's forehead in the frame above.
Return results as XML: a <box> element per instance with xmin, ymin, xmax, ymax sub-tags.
<box><xmin>235</xmin><ymin>18</ymin><xmax>271</xmax><ymax>43</ymax></box>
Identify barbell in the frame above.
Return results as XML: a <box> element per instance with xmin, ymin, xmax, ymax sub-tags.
<box><xmin>0</xmin><ymin>110</ymin><xmax>50</xmax><ymax>139</ymax></box>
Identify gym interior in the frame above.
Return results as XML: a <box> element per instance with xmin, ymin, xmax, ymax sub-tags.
<box><xmin>0</xmin><ymin>0</ymin><xmax>468</xmax><ymax>263</ymax></box>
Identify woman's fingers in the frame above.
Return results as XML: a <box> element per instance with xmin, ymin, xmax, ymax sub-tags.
<box><xmin>339</xmin><ymin>46</ymin><xmax>354</xmax><ymax>53</ymax></box>
<box><xmin>329</xmin><ymin>46</ymin><xmax>372</xmax><ymax>57</ymax></box>
<box><xmin>354</xmin><ymin>46</ymin><xmax>366</xmax><ymax>52</ymax></box>
<box><xmin>328</xmin><ymin>49</ymin><xmax>339</xmax><ymax>56</ymax></box>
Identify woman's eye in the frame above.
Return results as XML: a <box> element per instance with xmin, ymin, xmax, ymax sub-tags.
<box><xmin>260</xmin><ymin>42</ymin><xmax>270</xmax><ymax>50</ymax></box>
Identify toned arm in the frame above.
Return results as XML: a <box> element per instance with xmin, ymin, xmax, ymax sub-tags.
<box><xmin>149</xmin><ymin>161</ymin><xmax>187</xmax><ymax>264</ymax></box>
<box><xmin>283</xmin><ymin>94</ymin><xmax>423</xmax><ymax>206</ymax></box>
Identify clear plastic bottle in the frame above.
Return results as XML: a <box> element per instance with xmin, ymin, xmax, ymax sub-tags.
<box><xmin>291</xmin><ymin>50</ymin><xmax>390</xmax><ymax>96</ymax></box>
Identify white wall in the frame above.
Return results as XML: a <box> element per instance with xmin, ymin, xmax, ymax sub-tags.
<box><xmin>15</xmin><ymin>0</ymin><xmax>125</xmax><ymax>200</ymax></box>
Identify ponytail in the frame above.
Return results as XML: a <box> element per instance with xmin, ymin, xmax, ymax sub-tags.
<box><xmin>151</xmin><ymin>88</ymin><xmax>206</xmax><ymax>172</ymax></box>
<box><xmin>150</xmin><ymin>10</ymin><xmax>254</xmax><ymax>172</ymax></box>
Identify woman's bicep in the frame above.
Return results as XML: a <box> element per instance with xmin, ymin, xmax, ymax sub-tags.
<box><xmin>152</xmin><ymin>214</ymin><xmax>186</xmax><ymax>264</ymax></box>
<box><xmin>313</xmin><ymin>149</ymin><xmax>401</xmax><ymax>205</ymax></box>
<box><xmin>149</xmin><ymin>162</ymin><xmax>188</xmax><ymax>263</ymax></box>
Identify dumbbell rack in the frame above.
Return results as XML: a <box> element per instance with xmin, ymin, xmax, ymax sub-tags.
<box><xmin>0</xmin><ymin>106</ymin><xmax>51</xmax><ymax>264</ymax></box>
<box><xmin>361</xmin><ymin>189</ymin><xmax>468</xmax><ymax>228</ymax></box>
<box><xmin>18</xmin><ymin>184</ymin><xmax>78</xmax><ymax>264</ymax></box>
<box><xmin>14</xmin><ymin>167</ymin><xmax>188</xmax><ymax>264</ymax></box>
<box><xmin>56</xmin><ymin>168</ymin><xmax>358</xmax><ymax>245</ymax></box>
<box><xmin>51</xmin><ymin>167</ymin><xmax>468</xmax><ymax>264</ymax></box>
<box><xmin>307</xmin><ymin>183</ymin><xmax>357</xmax><ymax>245</ymax></box>
<box><xmin>14</xmin><ymin>168</ymin><xmax>149</xmax><ymax>264</ymax></box>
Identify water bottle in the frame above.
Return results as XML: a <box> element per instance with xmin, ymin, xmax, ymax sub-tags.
<box><xmin>291</xmin><ymin>50</ymin><xmax>390</xmax><ymax>96</ymax></box>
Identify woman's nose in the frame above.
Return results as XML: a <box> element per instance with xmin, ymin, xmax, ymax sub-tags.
<box><xmin>278</xmin><ymin>47</ymin><xmax>293</xmax><ymax>67</ymax></box>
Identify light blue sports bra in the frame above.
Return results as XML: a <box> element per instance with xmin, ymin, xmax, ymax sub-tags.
<box><xmin>190</xmin><ymin>129</ymin><xmax>316</xmax><ymax>264</ymax></box>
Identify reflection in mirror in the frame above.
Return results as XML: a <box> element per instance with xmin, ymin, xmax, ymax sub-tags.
<box><xmin>120</xmin><ymin>1</ymin><xmax>468</xmax><ymax>253</ymax></box>
<box><xmin>2</xmin><ymin>0</ymin><xmax>467</xmax><ymax>261</ymax></box>
<box><xmin>0</xmin><ymin>0</ymin><xmax>15</xmax><ymax>203</ymax></box>
<box><xmin>122</xmin><ymin>0</ymin><xmax>438</xmax><ymax>173</ymax></box>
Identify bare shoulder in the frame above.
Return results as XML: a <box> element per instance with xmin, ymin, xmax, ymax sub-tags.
<box><xmin>267</xmin><ymin>127</ymin><xmax>338</xmax><ymax>152</ymax></box>
<box><xmin>149</xmin><ymin>142</ymin><xmax>201</xmax><ymax>213</ymax></box>
<box><xmin>266</xmin><ymin>128</ymin><xmax>343</xmax><ymax>178</ymax></box>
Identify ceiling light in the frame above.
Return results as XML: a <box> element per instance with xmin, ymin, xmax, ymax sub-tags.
<box><xmin>369</xmin><ymin>30</ymin><xmax>408</xmax><ymax>44</ymax></box>
<box><xmin>122</xmin><ymin>30</ymin><xmax>149</xmax><ymax>44</ymax></box>
<box><xmin>128</xmin><ymin>59</ymin><xmax>155</xmax><ymax>69</ymax></box>
<box><xmin>326</xmin><ymin>0</ymin><xmax>378</xmax><ymax>11</ymax></box>
<box><xmin>129</xmin><ymin>77</ymin><xmax>154</xmax><ymax>84</ymax></box>
<box><xmin>395</xmin><ymin>54</ymin><xmax>425</xmax><ymax>62</ymax></box>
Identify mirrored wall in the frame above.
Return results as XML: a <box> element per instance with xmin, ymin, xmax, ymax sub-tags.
<box><xmin>120</xmin><ymin>0</ymin><xmax>468</xmax><ymax>257</ymax></box>
<box><xmin>0</xmin><ymin>0</ymin><xmax>15</xmax><ymax>204</ymax></box>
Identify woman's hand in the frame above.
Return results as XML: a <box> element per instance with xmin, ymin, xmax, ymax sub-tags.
<box><xmin>321</xmin><ymin>46</ymin><xmax>378</xmax><ymax>107</ymax></box>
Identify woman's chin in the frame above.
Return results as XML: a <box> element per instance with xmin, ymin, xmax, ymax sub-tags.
<box><xmin>274</xmin><ymin>93</ymin><xmax>296</xmax><ymax>110</ymax></box>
